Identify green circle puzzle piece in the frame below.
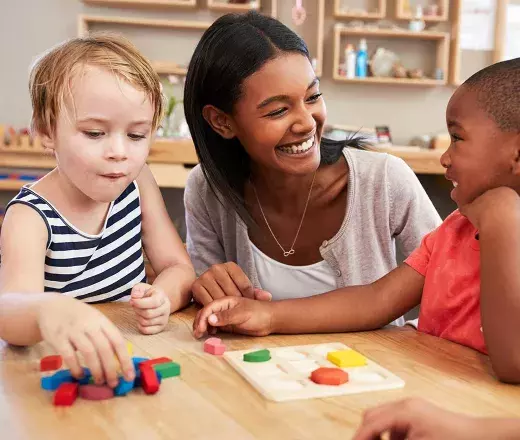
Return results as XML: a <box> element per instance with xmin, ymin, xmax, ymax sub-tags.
<box><xmin>243</xmin><ymin>349</ymin><xmax>271</xmax><ymax>363</ymax></box>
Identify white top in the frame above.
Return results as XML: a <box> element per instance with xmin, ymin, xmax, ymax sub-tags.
<box><xmin>251</xmin><ymin>241</ymin><xmax>337</xmax><ymax>301</ymax></box>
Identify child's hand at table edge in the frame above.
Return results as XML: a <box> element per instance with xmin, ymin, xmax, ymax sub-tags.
<box><xmin>130</xmin><ymin>283</ymin><xmax>171</xmax><ymax>335</ymax></box>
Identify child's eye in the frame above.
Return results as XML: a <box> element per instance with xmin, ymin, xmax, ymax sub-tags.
<box><xmin>128</xmin><ymin>133</ymin><xmax>146</xmax><ymax>141</ymax></box>
<box><xmin>266</xmin><ymin>108</ymin><xmax>288</xmax><ymax>118</ymax></box>
<box><xmin>307</xmin><ymin>93</ymin><xmax>323</xmax><ymax>103</ymax></box>
<box><xmin>83</xmin><ymin>131</ymin><xmax>104</xmax><ymax>139</ymax></box>
<box><xmin>451</xmin><ymin>134</ymin><xmax>463</xmax><ymax>142</ymax></box>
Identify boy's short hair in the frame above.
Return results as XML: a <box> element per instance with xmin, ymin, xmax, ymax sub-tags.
<box><xmin>463</xmin><ymin>57</ymin><xmax>519</xmax><ymax>132</ymax></box>
<box><xmin>29</xmin><ymin>33</ymin><xmax>163</xmax><ymax>137</ymax></box>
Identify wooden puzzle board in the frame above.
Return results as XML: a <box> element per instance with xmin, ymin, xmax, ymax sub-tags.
<box><xmin>224</xmin><ymin>342</ymin><xmax>405</xmax><ymax>402</ymax></box>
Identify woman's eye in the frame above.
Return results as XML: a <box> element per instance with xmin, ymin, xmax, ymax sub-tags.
<box><xmin>266</xmin><ymin>108</ymin><xmax>287</xmax><ymax>117</ymax></box>
<box><xmin>307</xmin><ymin>93</ymin><xmax>323</xmax><ymax>102</ymax></box>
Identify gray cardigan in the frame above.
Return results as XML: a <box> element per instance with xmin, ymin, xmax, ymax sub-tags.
<box><xmin>184</xmin><ymin>148</ymin><xmax>441</xmax><ymax>290</ymax></box>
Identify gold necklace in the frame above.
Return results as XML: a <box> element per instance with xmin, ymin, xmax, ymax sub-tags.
<box><xmin>252</xmin><ymin>171</ymin><xmax>317</xmax><ymax>257</ymax></box>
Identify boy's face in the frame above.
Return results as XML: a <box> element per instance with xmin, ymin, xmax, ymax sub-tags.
<box><xmin>441</xmin><ymin>86</ymin><xmax>520</xmax><ymax>207</ymax></box>
<box><xmin>47</xmin><ymin>65</ymin><xmax>154</xmax><ymax>203</ymax></box>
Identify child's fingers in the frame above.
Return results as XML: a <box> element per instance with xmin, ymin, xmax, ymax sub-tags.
<box><xmin>131</xmin><ymin>290</ymin><xmax>165</xmax><ymax>310</ymax></box>
<box><xmin>352</xmin><ymin>404</ymin><xmax>411</xmax><ymax>440</ymax></box>
<box><xmin>69</xmin><ymin>331</ymin><xmax>104</xmax><ymax>384</ymax></box>
<box><xmin>134</xmin><ymin>306</ymin><xmax>165</xmax><ymax>320</ymax></box>
<box><xmin>102</xmin><ymin>325</ymin><xmax>135</xmax><ymax>382</ymax></box>
<box><xmin>138</xmin><ymin>324</ymin><xmax>164</xmax><ymax>335</ymax></box>
<box><xmin>86</xmin><ymin>329</ymin><xmax>120</xmax><ymax>388</ymax></box>
<box><xmin>54</xmin><ymin>337</ymin><xmax>83</xmax><ymax>379</ymax></box>
<box><xmin>137</xmin><ymin>316</ymin><xmax>166</xmax><ymax>327</ymax></box>
<box><xmin>130</xmin><ymin>283</ymin><xmax>150</xmax><ymax>299</ymax></box>
<box><xmin>193</xmin><ymin>297</ymin><xmax>239</xmax><ymax>338</ymax></box>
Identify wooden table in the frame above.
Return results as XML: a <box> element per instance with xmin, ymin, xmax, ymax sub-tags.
<box><xmin>1</xmin><ymin>304</ymin><xmax>519</xmax><ymax>440</ymax></box>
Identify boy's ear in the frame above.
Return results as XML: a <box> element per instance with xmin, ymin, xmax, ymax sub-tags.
<box><xmin>511</xmin><ymin>133</ymin><xmax>520</xmax><ymax>176</ymax></box>
<box><xmin>202</xmin><ymin>105</ymin><xmax>235</xmax><ymax>140</ymax></box>
<box><xmin>37</xmin><ymin>130</ymin><xmax>56</xmax><ymax>151</ymax></box>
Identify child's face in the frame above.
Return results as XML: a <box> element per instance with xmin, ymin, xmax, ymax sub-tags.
<box><xmin>441</xmin><ymin>86</ymin><xmax>519</xmax><ymax>207</ymax></box>
<box><xmin>231</xmin><ymin>53</ymin><xmax>326</xmax><ymax>176</ymax></box>
<box><xmin>48</xmin><ymin>65</ymin><xmax>154</xmax><ymax>203</ymax></box>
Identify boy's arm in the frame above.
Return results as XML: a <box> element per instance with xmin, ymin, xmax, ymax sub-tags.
<box><xmin>471</xmin><ymin>188</ymin><xmax>520</xmax><ymax>383</ymax></box>
<box><xmin>193</xmin><ymin>264</ymin><xmax>424</xmax><ymax>337</ymax></box>
<box><xmin>0</xmin><ymin>203</ymin><xmax>51</xmax><ymax>345</ymax></box>
<box><xmin>137</xmin><ymin>165</ymin><xmax>195</xmax><ymax>313</ymax></box>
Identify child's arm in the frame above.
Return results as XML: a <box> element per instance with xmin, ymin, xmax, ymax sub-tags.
<box><xmin>0</xmin><ymin>205</ymin><xmax>134</xmax><ymax>387</ymax></box>
<box><xmin>193</xmin><ymin>264</ymin><xmax>424</xmax><ymax>337</ymax></box>
<box><xmin>131</xmin><ymin>166</ymin><xmax>195</xmax><ymax>332</ymax></box>
<box><xmin>462</xmin><ymin>187</ymin><xmax>520</xmax><ymax>383</ymax></box>
<box><xmin>353</xmin><ymin>397</ymin><xmax>520</xmax><ymax>440</ymax></box>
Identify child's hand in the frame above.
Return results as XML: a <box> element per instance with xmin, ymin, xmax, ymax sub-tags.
<box><xmin>353</xmin><ymin>398</ymin><xmax>485</xmax><ymax>440</ymax></box>
<box><xmin>193</xmin><ymin>296</ymin><xmax>273</xmax><ymax>338</ymax></box>
<box><xmin>38</xmin><ymin>296</ymin><xmax>135</xmax><ymax>388</ymax></box>
<box><xmin>460</xmin><ymin>187</ymin><xmax>520</xmax><ymax>230</ymax></box>
<box><xmin>130</xmin><ymin>283</ymin><xmax>171</xmax><ymax>334</ymax></box>
<box><xmin>192</xmin><ymin>262</ymin><xmax>272</xmax><ymax>305</ymax></box>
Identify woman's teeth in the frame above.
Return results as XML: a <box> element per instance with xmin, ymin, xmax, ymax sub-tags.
<box><xmin>278</xmin><ymin>137</ymin><xmax>314</xmax><ymax>154</ymax></box>
<box><xmin>453</xmin><ymin>182</ymin><xmax>458</xmax><ymax>187</ymax></box>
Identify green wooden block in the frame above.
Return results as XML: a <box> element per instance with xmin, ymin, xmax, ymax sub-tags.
<box><xmin>153</xmin><ymin>362</ymin><xmax>180</xmax><ymax>379</ymax></box>
<box><xmin>243</xmin><ymin>349</ymin><xmax>271</xmax><ymax>363</ymax></box>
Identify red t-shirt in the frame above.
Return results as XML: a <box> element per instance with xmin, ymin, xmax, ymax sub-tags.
<box><xmin>405</xmin><ymin>210</ymin><xmax>486</xmax><ymax>354</ymax></box>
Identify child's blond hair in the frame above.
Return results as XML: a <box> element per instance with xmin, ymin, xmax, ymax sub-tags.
<box><xmin>29</xmin><ymin>33</ymin><xmax>163</xmax><ymax>137</ymax></box>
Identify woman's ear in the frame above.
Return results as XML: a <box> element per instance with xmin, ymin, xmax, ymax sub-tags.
<box><xmin>202</xmin><ymin>105</ymin><xmax>235</xmax><ymax>139</ymax></box>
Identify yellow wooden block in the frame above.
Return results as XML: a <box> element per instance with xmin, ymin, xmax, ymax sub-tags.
<box><xmin>327</xmin><ymin>350</ymin><xmax>367</xmax><ymax>368</ymax></box>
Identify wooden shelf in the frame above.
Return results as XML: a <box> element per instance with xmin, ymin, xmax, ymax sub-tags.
<box><xmin>395</xmin><ymin>0</ymin><xmax>449</xmax><ymax>22</ymax></box>
<box><xmin>332</xmin><ymin>74</ymin><xmax>446</xmax><ymax>86</ymax></box>
<box><xmin>79</xmin><ymin>15</ymin><xmax>212</xmax><ymax>33</ymax></box>
<box><xmin>0</xmin><ymin>180</ymin><xmax>33</xmax><ymax>191</ymax></box>
<box><xmin>82</xmin><ymin>0</ymin><xmax>196</xmax><ymax>8</ymax></box>
<box><xmin>374</xmin><ymin>146</ymin><xmax>445</xmax><ymax>174</ymax></box>
<box><xmin>334</xmin><ymin>0</ymin><xmax>386</xmax><ymax>20</ymax></box>
<box><xmin>151</xmin><ymin>61</ymin><xmax>187</xmax><ymax>76</ymax></box>
<box><xmin>207</xmin><ymin>0</ymin><xmax>260</xmax><ymax>12</ymax></box>
<box><xmin>335</xmin><ymin>26</ymin><xmax>449</xmax><ymax>40</ymax></box>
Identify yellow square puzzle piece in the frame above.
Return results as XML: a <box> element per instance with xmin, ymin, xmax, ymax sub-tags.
<box><xmin>327</xmin><ymin>350</ymin><xmax>367</xmax><ymax>368</ymax></box>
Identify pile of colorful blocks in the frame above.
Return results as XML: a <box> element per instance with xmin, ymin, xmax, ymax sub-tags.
<box><xmin>39</xmin><ymin>343</ymin><xmax>180</xmax><ymax>406</ymax></box>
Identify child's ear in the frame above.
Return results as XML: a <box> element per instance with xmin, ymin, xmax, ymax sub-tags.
<box><xmin>37</xmin><ymin>130</ymin><xmax>56</xmax><ymax>151</ymax></box>
<box><xmin>202</xmin><ymin>105</ymin><xmax>235</xmax><ymax>139</ymax></box>
<box><xmin>511</xmin><ymin>134</ymin><xmax>520</xmax><ymax>176</ymax></box>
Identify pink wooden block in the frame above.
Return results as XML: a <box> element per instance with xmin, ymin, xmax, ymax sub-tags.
<box><xmin>204</xmin><ymin>337</ymin><xmax>226</xmax><ymax>355</ymax></box>
<box><xmin>79</xmin><ymin>384</ymin><xmax>114</xmax><ymax>401</ymax></box>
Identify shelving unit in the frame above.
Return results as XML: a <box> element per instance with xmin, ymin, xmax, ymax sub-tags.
<box><xmin>82</xmin><ymin>0</ymin><xmax>196</xmax><ymax>8</ymax></box>
<box><xmin>334</xmin><ymin>0</ymin><xmax>386</xmax><ymax>20</ymax></box>
<box><xmin>333</xmin><ymin>26</ymin><xmax>449</xmax><ymax>86</ymax></box>
<box><xmin>207</xmin><ymin>0</ymin><xmax>260</xmax><ymax>12</ymax></box>
<box><xmin>395</xmin><ymin>0</ymin><xmax>449</xmax><ymax>22</ymax></box>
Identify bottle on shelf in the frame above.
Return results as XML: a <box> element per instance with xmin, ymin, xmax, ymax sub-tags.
<box><xmin>409</xmin><ymin>5</ymin><xmax>425</xmax><ymax>31</ymax></box>
<box><xmin>345</xmin><ymin>44</ymin><xmax>356</xmax><ymax>79</ymax></box>
<box><xmin>355</xmin><ymin>39</ymin><xmax>368</xmax><ymax>78</ymax></box>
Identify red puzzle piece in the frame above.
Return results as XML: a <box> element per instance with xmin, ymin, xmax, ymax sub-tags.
<box><xmin>79</xmin><ymin>385</ymin><xmax>115</xmax><ymax>401</ymax></box>
<box><xmin>204</xmin><ymin>337</ymin><xmax>226</xmax><ymax>355</ymax></box>
<box><xmin>139</xmin><ymin>364</ymin><xmax>160</xmax><ymax>395</ymax></box>
<box><xmin>40</xmin><ymin>355</ymin><xmax>62</xmax><ymax>372</ymax></box>
<box><xmin>54</xmin><ymin>382</ymin><xmax>79</xmax><ymax>406</ymax></box>
<box><xmin>140</xmin><ymin>357</ymin><xmax>172</xmax><ymax>369</ymax></box>
<box><xmin>310</xmin><ymin>367</ymin><xmax>349</xmax><ymax>386</ymax></box>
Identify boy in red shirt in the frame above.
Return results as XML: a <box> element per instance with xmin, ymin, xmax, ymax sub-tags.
<box><xmin>193</xmin><ymin>58</ymin><xmax>520</xmax><ymax>383</ymax></box>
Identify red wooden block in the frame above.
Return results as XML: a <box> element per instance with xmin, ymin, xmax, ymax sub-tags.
<box><xmin>79</xmin><ymin>384</ymin><xmax>115</xmax><ymax>401</ymax></box>
<box><xmin>40</xmin><ymin>355</ymin><xmax>62</xmax><ymax>372</ymax></box>
<box><xmin>204</xmin><ymin>337</ymin><xmax>226</xmax><ymax>355</ymax></box>
<box><xmin>140</xmin><ymin>357</ymin><xmax>172</xmax><ymax>369</ymax></box>
<box><xmin>310</xmin><ymin>367</ymin><xmax>349</xmax><ymax>386</ymax></box>
<box><xmin>54</xmin><ymin>382</ymin><xmax>79</xmax><ymax>406</ymax></box>
<box><xmin>139</xmin><ymin>364</ymin><xmax>160</xmax><ymax>395</ymax></box>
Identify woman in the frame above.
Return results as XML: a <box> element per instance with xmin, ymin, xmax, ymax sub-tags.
<box><xmin>183</xmin><ymin>12</ymin><xmax>440</xmax><ymax>326</ymax></box>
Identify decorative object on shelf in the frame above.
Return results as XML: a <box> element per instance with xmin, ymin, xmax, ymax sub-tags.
<box><xmin>392</xmin><ymin>63</ymin><xmax>408</xmax><ymax>78</ymax></box>
<box><xmin>425</xmin><ymin>4</ymin><xmax>440</xmax><ymax>17</ymax></box>
<box><xmin>355</xmin><ymin>38</ymin><xmax>368</xmax><ymax>78</ymax></box>
<box><xmin>410</xmin><ymin>134</ymin><xmax>433</xmax><ymax>149</ymax></box>
<box><xmin>370</xmin><ymin>48</ymin><xmax>400</xmax><ymax>77</ymax></box>
<box><xmin>375</xmin><ymin>126</ymin><xmax>392</xmax><ymax>145</ymax></box>
<box><xmin>159</xmin><ymin>75</ymin><xmax>186</xmax><ymax>139</ymax></box>
<box><xmin>292</xmin><ymin>0</ymin><xmax>306</xmax><ymax>26</ymax></box>
<box><xmin>407</xmin><ymin>68</ymin><xmax>424</xmax><ymax>79</ymax></box>
<box><xmin>434</xmin><ymin>67</ymin><xmax>444</xmax><ymax>80</ymax></box>
<box><xmin>409</xmin><ymin>5</ymin><xmax>426</xmax><ymax>31</ymax></box>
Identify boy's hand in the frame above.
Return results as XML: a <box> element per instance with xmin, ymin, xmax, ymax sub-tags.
<box><xmin>353</xmin><ymin>398</ymin><xmax>484</xmax><ymax>440</ymax></box>
<box><xmin>192</xmin><ymin>262</ymin><xmax>272</xmax><ymax>305</ymax></box>
<box><xmin>38</xmin><ymin>296</ymin><xmax>134</xmax><ymax>388</ymax></box>
<box><xmin>460</xmin><ymin>187</ymin><xmax>520</xmax><ymax>231</ymax></box>
<box><xmin>130</xmin><ymin>283</ymin><xmax>171</xmax><ymax>335</ymax></box>
<box><xmin>193</xmin><ymin>297</ymin><xmax>274</xmax><ymax>338</ymax></box>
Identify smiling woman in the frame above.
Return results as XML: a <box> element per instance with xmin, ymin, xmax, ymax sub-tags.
<box><xmin>183</xmin><ymin>12</ymin><xmax>441</xmax><ymax>320</ymax></box>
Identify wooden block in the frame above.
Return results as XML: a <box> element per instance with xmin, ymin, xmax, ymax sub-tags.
<box><xmin>77</xmin><ymin>368</ymin><xmax>92</xmax><ymax>385</ymax></box>
<box><xmin>114</xmin><ymin>377</ymin><xmax>135</xmax><ymax>396</ymax></box>
<box><xmin>243</xmin><ymin>349</ymin><xmax>271</xmax><ymax>363</ymax></box>
<box><xmin>327</xmin><ymin>350</ymin><xmax>367</xmax><ymax>368</ymax></box>
<box><xmin>141</xmin><ymin>357</ymin><xmax>172</xmax><ymax>368</ymax></box>
<box><xmin>79</xmin><ymin>384</ymin><xmax>115</xmax><ymax>401</ymax></box>
<box><xmin>153</xmin><ymin>362</ymin><xmax>180</xmax><ymax>379</ymax></box>
<box><xmin>54</xmin><ymin>382</ymin><xmax>79</xmax><ymax>406</ymax></box>
<box><xmin>40</xmin><ymin>355</ymin><xmax>62</xmax><ymax>372</ymax></box>
<box><xmin>132</xmin><ymin>357</ymin><xmax>149</xmax><ymax>368</ymax></box>
<box><xmin>41</xmin><ymin>369</ymin><xmax>74</xmax><ymax>391</ymax></box>
<box><xmin>310</xmin><ymin>368</ymin><xmax>349</xmax><ymax>386</ymax></box>
<box><xmin>204</xmin><ymin>337</ymin><xmax>226</xmax><ymax>355</ymax></box>
<box><xmin>139</xmin><ymin>364</ymin><xmax>160</xmax><ymax>395</ymax></box>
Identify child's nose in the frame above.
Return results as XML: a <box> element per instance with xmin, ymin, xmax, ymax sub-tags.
<box><xmin>440</xmin><ymin>148</ymin><xmax>451</xmax><ymax>169</ymax></box>
<box><xmin>106</xmin><ymin>138</ymin><xmax>128</xmax><ymax>161</ymax></box>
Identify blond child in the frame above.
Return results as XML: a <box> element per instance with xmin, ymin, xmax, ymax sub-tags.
<box><xmin>0</xmin><ymin>34</ymin><xmax>195</xmax><ymax>387</ymax></box>
<box><xmin>193</xmin><ymin>58</ymin><xmax>520</xmax><ymax>383</ymax></box>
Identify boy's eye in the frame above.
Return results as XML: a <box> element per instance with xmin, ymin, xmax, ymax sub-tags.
<box><xmin>451</xmin><ymin>134</ymin><xmax>463</xmax><ymax>142</ymax></box>
<box><xmin>307</xmin><ymin>92</ymin><xmax>323</xmax><ymax>103</ymax></box>
<box><xmin>128</xmin><ymin>133</ymin><xmax>146</xmax><ymax>140</ymax></box>
<box><xmin>84</xmin><ymin>131</ymin><xmax>104</xmax><ymax>138</ymax></box>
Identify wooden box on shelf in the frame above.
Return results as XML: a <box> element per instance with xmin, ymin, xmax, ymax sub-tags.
<box><xmin>82</xmin><ymin>0</ymin><xmax>197</xmax><ymax>8</ymax></box>
<box><xmin>207</xmin><ymin>0</ymin><xmax>260</xmax><ymax>12</ymax></box>
<box><xmin>332</xmin><ymin>25</ymin><xmax>449</xmax><ymax>86</ymax></box>
<box><xmin>334</xmin><ymin>0</ymin><xmax>386</xmax><ymax>20</ymax></box>
<box><xmin>395</xmin><ymin>0</ymin><xmax>449</xmax><ymax>22</ymax></box>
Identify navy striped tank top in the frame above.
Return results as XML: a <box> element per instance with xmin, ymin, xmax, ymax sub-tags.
<box><xmin>6</xmin><ymin>182</ymin><xmax>146</xmax><ymax>303</ymax></box>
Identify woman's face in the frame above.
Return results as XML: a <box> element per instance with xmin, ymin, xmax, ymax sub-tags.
<box><xmin>230</xmin><ymin>53</ymin><xmax>326</xmax><ymax>176</ymax></box>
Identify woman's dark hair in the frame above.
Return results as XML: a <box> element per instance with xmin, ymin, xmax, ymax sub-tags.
<box><xmin>184</xmin><ymin>11</ymin><xmax>365</xmax><ymax>223</ymax></box>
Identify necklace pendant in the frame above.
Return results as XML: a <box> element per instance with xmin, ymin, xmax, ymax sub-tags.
<box><xmin>283</xmin><ymin>249</ymin><xmax>295</xmax><ymax>257</ymax></box>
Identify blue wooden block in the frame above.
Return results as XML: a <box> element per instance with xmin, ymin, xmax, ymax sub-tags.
<box><xmin>41</xmin><ymin>369</ymin><xmax>74</xmax><ymax>390</ymax></box>
<box><xmin>77</xmin><ymin>368</ymin><xmax>91</xmax><ymax>385</ymax></box>
<box><xmin>132</xmin><ymin>357</ymin><xmax>149</xmax><ymax>368</ymax></box>
<box><xmin>114</xmin><ymin>377</ymin><xmax>135</xmax><ymax>396</ymax></box>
